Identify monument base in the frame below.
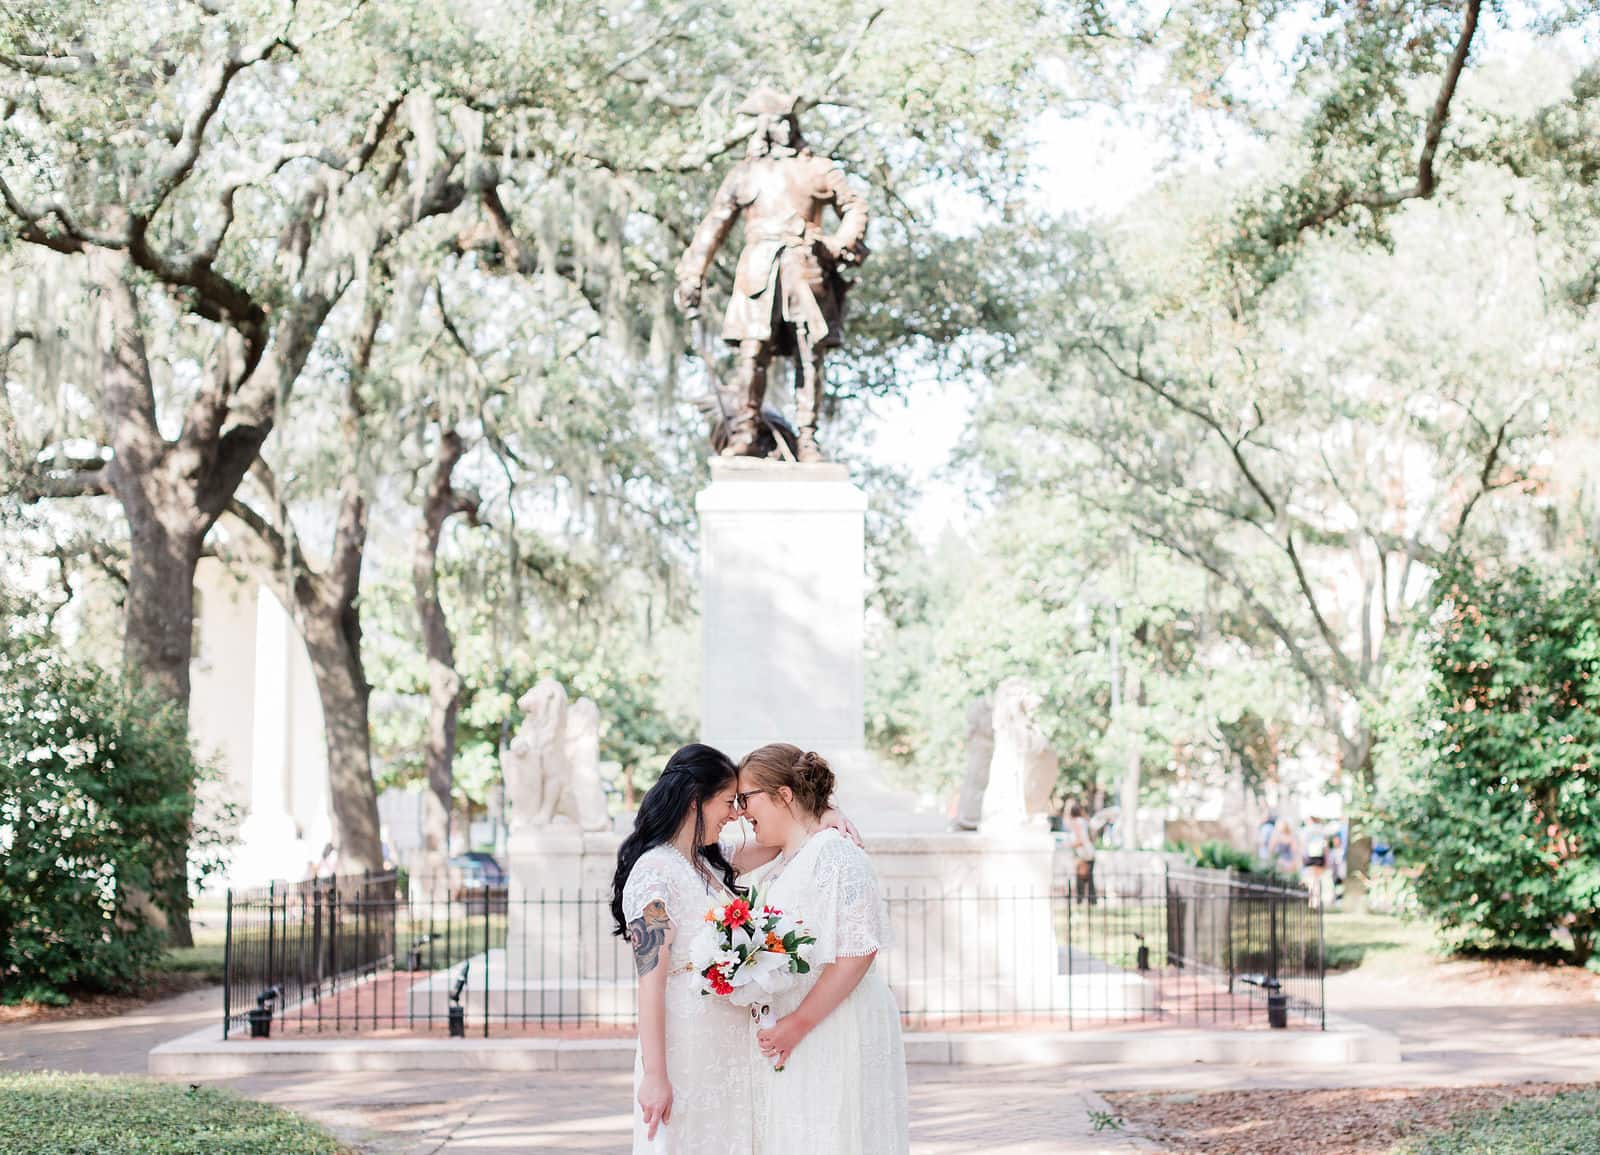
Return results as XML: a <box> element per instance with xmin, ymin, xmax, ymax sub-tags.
<box><xmin>408</xmin><ymin>949</ymin><xmax>635</xmax><ymax>1021</ymax></box>
<box><xmin>229</xmin><ymin>808</ymin><xmax>313</xmax><ymax>889</ymax></box>
<box><xmin>504</xmin><ymin>827</ymin><xmax>625</xmax><ymax>984</ymax></box>
<box><xmin>697</xmin><ymin>458</ymin><xmax>865</xmax><ymax>761</ymax></box>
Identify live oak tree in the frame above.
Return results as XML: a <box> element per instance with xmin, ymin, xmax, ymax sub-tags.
<box><xmin>933</xmin><ymin>4</ymin><xmax>1600</xmax><ymax>822</ymax></box>
<box><xmin>985</xmin><ymin>177</ymin><xmax>1591</xmax><ymax>778</ymax></box>
<box><xmin>2</xmin><ymin>0</ymin><xmax>1161</xmax><ymax>907</ymax></box>
<box><xmin>219</xmin><ymin>292</ymin><xmax>389</xmax><ymax>875</ymax></box>
<box><xmin>1158</xmin><ymin>1</ymin><xmax>1600</xmax><ymax>301</ymax></box>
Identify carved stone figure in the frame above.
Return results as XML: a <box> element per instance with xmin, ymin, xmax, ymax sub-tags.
<box><xmin>503</xmin><ymin>678</ymin><xmax>571</xmax><ymax>829</ymax></box>
<box><xmin>981</xmin><ymin>679</ymin><xmax>1059</xmax><ymax>831</ymax></box>
<box><xmin>562</xmin><ymin>696</ymin><xmax>612</xmax><ymax>833</ymax></box>
<box><xmin>952</xmin><ymin>696</ymin><xmax>994</xmax><ymax>831</ymax></box>
<box><xmin>675</xmin><ymin>87</ymin><xmax>869</xmax><ymax>463</ymax></box>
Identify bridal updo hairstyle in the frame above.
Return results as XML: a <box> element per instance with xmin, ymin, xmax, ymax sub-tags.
<box><xmin>610</xmin><ymin>743</ymin><xmax>743</xmax><ymax>938</ymax></box>
<box><xmin>738</xmin><ymin>743</ymin><xmax>836</xmax><ymax>818</ymax></box>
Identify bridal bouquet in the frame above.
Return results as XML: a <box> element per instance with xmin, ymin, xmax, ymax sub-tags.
<box><xmin>690</xmin><ymin>891</ymin><xmax>816</xmax><ymax>1006</ymax></box>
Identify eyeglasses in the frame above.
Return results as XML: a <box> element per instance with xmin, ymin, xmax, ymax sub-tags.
<box><xmin>733</xmin><ymin>790</ymin><xmax>768</xmax><ymax>811</ymax></box>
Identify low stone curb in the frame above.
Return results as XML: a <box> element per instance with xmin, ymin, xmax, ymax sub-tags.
<box><xmin>149</xmin><ymin>1016</ymin><xmax>1398</xmax><ymax>1076</ymax></box>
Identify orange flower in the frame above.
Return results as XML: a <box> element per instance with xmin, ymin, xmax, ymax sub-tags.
<box><xmin>764</xmin><ymin>932</ymin><xmax>786</xmax><ymax>953</ymax></box>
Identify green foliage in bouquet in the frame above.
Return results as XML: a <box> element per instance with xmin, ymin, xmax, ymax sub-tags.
<box><xmin>1381</xmin><ymin>562</ymin><xmax>1600</xmax><ymax>965</ymax></box>
<box><xmin>0</xmin><ymin>619</ymin><xmax>227</xmax><ymax>1002</ymax></box>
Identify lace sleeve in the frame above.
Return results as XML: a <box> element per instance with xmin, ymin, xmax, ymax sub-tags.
<box><xmin>811</xmin><ymin>834</ymin><xmax>889</xmax><ymax>960</ymax></box>
<box><xmin>621</xmin><ymin>853</ymin><xmax>674</xmax><ymax>924</ymax></box>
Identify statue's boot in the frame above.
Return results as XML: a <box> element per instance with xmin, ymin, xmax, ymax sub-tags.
<box><xmin>796</xmin><ymin>428</ymin><xmax>824</xmax><ymax>463</ymax></box>
<box><xmin>795</xmin><ymin>346</ymin><xmax>826</xmax><ymax>462</ymax></box>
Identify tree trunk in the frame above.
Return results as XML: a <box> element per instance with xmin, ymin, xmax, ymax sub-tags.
<box><xmin>222</xmin><ymin>297</ymin><xmax>386</xmax><ymax>877</ymax></box>
<box><xmin>412</xmin><ymin>428</ymin><xmax>477</xmax><ymax>872</ymax></box>
<box><xmin>122</xmin><ymin>511</ymin><xmax>201</xmax><ymax>705</ymax></box>
<box><xmin>299</xmin><ymin>576</ymin><xmax>384</xmax><ymax>875</ymax></box>
<box><xmin>94</xmin><ymin>250</ymin><xmax>207</xmax><ymax>946</ymax></box>
<box><xmin>117</xmin><ymin>509</ymin><xmax>202</xmax><ymax>946</ymax></box>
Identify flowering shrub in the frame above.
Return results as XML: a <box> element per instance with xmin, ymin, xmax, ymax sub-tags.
<box><xmin>1381</xmin><ymin>563</ymin><xmax>1600</xmax><ymax>965</ymax></box>
<box><xmin>0</xmin><ymin>628</ymin><xmax>225</xmax><ymax>1002</ymax></box>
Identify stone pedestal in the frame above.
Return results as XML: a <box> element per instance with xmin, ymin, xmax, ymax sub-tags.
<box><xmin>871</xmin><ymin>831</ymin><xmax>1153</xmax><ymax>1019</ymax></box>
<box><xmin>697</xmin><ymin>458</ymin><xmax>866</xmax><ymax>759</ymax></box>
<box><xmin>504</xmin><ymin>828</ymin><xmax>626</xmax><ymax>990</ymax></box>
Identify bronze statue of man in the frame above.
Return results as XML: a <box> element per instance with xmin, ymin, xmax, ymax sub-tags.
<box><xmin>675</xmin><ymin>88</ymin><xmax>869</xmax><ymax>463</ymax></box>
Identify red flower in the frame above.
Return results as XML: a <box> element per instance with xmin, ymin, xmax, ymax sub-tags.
<box><xmin>706</xmin><ymin>964</ymin><xmax>734</xmax><ymax>996</ymax></box>
<box><xmin>722</xmin><ymin>898</ymin><xmax>751</xmax><ymax>929</ymax></box>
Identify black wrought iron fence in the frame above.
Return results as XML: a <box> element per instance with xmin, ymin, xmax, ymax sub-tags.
<box><xmin>221</xmin><ymin>863</ymin><xmax>1323</xmax><ymax>1038</ymax></box>
<box><xmin>1164</xmin><ymin>868</ymin><xmax>1324</xmax><ymax>1027</ymax></box>
<box><xmin>222</xmin><ymin>872</ymin><xmax>398</xmax><ymax>1039</ymax></box>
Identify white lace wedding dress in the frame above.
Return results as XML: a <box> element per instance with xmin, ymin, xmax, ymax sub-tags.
<box><xmin>622</xmin><ymin>844</ymin><xmax>754</xmax><ymax>1154</ymax></box>
<box><xmin>751</xmin><ymin>827</ymin><xmax>909</xmax><ymax>1155</ymax></box>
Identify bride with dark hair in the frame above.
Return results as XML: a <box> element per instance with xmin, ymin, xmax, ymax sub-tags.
<box><xmin>611</xmin><ymin>743</ymin><xmax>858</xmax><ymax>1154</ymax></box>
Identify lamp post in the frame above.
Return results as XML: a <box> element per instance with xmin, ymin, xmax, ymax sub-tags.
<box><xmin>1108</xmin><ymin>600</ymin><xmax>1142</xmax><ymax>849</ymax></box>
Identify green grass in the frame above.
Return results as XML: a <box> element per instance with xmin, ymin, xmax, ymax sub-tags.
<box><xmin>154</xmin><ymin>920</ymin><xmax>229</xmax><ymax>984</ymax></box>
<box><xmin>1052</xmin><ymin>904</ymin><xmax>1171</xmax><ymax>970</ymax></box>
<box><xmin>0</xmin><ymin>1073</ymin><xmax>352</xmax><ymax>1154</ymax></box>
<box><xmin>1320</xmin><ymin>910</ymin><xmax>1440</xmax><ymax>973</ymax></box>
<box><xmin>1393</xmin><ymin>1088</ymin><xmax>1600</xmax><ymax>1154</ymax></box>
<box><xmin>156</xmin><ymin>945</ymin><xmax>226</xmax><ymax>981</ymax></box>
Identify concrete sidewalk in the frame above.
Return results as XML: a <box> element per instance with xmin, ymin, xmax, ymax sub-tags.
<box><xmin>0</xmin><ymin>984</ymin><xmax>222</xmax><ymax>1075</ymax></box>
<box><xmin>6</xmin><ymin>984</ymin><xmax>1599</xmax><ymax>1153</ymax></box>
<box><xmin>186</xmin><ymin>1067</ymin><xmax>1155</xmax><ymax>1154</ymax></box>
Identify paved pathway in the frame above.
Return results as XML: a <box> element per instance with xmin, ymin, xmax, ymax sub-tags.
<box><xmin>199</xmin><ymin>1067</ymin><xmax>1152</xmax><ymax>1154</ymax></box>
<box><xmin>0</xmin><ymin>985</ymin><xmax>222</xmax><ymax>1075</ymax></box>
<box><xmin>5</xmin><ymin>983</ymin><xmax>1599</xmax><ymax>1153</ymax></box>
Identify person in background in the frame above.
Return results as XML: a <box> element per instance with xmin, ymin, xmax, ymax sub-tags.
<box><xmin>1268</xmin><ymin>820</ymin><xmax>1299</xmax><ymax>878</ymax></box>
<box><xmin>1257</xmin><ymin>813</ymin><xmax>1278</xmax><ymax>865</ymax></box>
<box><xmin>1067</xmin><ymin>801</ymin><xmax>1097</xmax><ymax>906</ymax></box>
<box><xmin>314</xmin><ymin>842</ymin><xmax>340</xmax><ymax>880</ymax></box>
<box><xmin>1326</xmin><ymin>829</ymin><xmax>1347</xmax><ymax>908</ymax></box>
<box><xmin>1301</xmin><ymin>821</ymin><xmax>1328</xmax><ymax>907</ymax></box>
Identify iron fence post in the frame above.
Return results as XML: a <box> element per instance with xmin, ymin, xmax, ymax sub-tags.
<box><xmin>1318</xmin><ymin>892</ymin><xmax>1326</xmax><ymax>1031</ymax></box>
<box><xmin>483</xmin><ymin>878</ymin><xmax>491</xmax><ymax>1038</ymax></box>
<box><xmin>266</xmin><ymin>880</ymin><xmax>277</xmax><ymax>1008</ymax></box>
<box><xmin>222</xmin><ymin>888</ymin><xmax>233</xmax><ymax>1039</ymax></box>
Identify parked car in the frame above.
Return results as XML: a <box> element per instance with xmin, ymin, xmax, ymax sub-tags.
<box><xmin>450</xmin><ymin>852</ymin><xmax>508</xmax><ymax>914</ymax></box>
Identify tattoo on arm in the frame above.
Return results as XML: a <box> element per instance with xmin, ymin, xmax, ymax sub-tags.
<box><xmin>628</xmin><ymin>899</ymin><xmax>672</xmax><ymax>977</ymax></box>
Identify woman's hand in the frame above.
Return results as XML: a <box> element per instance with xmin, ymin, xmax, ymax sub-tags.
<box><xmin>819</xmin><ymin>805</ymin><xmax>863</xmax><ymax>848</ymax></box>
<box><xmin>637</xmin><ymin>1069</ymin><xmax>673</xmax><ymax>1140</ymax></box>
<box><xmin>756</xmin><ymin>1012</ymin><xmax>810</xmax><ymax>1068</ymax></box>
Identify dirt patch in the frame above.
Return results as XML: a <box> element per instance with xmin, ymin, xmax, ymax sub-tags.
<box><xmin>0</xmin><ymin>972</ymin><xmax>216</xmax><ymax>1025</ymax></box>
<box><xmin>1107</xmin><ymin>1082</ymin><xmax>1600</xmax><ymax>1154</ymax></box>
<box><xmin>1327</xmin><ymin>955</ymin><xmax>1600</xmax><ymax>1009</ymax></box>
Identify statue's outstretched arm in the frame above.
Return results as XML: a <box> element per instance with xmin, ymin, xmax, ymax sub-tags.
<box><xmin>675</xmin><ymin>168</ymin><xmax>742</xmax><ymax>310</ymax></box>
<box><xmin>823</xmin><ymin>164</ymin><xmax>869</xmax><ymax>264</ymax></box>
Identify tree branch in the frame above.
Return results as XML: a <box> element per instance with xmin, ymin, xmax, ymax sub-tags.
<box><xmin>0</xmin><ymin>52</ymin><xmax>88</xmax><ymax>77</ymax></box>
<box><xmin>1449</xmin><ymin>409</ymin><xmax>1520</xmax><ymax>549</ymax></box>
<box><xmin>89</xmin><ymin>249</ymin><xmax>163</xmax><ymax>456</ymax></box>
<box><xmin>1086</xmin><ymin>337</ymin><xmax>1361</xmax><ymax>690</ymax></box>
<box><xmin>814</xmin><ymin>6</ymin><xmax>886</xmax><ymax>101</ymax></box>
<box><xmin>19</xmin><ymin>466</ymin><xmax>112</xmax><ymax>501</ymax></box>
<box><xmin>143</xmin><ymin>30</ymin><xmax>294</xmax><ymax>217</ymax></box>
<box><xmin>1284</xmin><ymin>0</ymin><xmax>1481</xmax><ymax>239</ymax></box>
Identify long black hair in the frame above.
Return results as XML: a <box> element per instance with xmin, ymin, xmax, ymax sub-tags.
<box><xmin>610</xmin><ymin>743</ymin><xmax>743</xmax><ymax>937</ymax></box>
